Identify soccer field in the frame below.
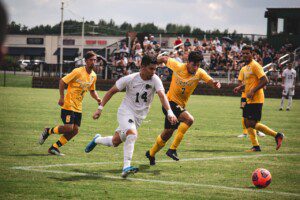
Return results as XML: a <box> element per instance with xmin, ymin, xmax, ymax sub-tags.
<box><xmin>0</xmin><ymin>87</ymin><xmax>299</xmax><ymax>199</ymax></box>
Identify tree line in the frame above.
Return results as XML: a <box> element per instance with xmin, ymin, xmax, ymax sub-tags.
<box><xmin>7</xmin><ymin>19</ymin><xmax>238</xmax><ymax>37</ymax></box>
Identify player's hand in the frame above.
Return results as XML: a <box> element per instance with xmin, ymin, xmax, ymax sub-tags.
<box><xmin>246</xmin><ymin>90</ymin><xmax>255</xmax><ymax>99</ymax></box>
<box><xmin>233</xmin><ymin>86</ymin><xmax>241</xmax><ymax>93</ymax></box>
<box><xmin>58</xmin><ymin>97</ymin><xmax>64</xmax><ymax>106</ymax></box>
<box><xmin>167</xmin><ymin>114</ymin><xmax>178</xmax><ymax>125</ymax></box>
<box><xmin>213</xmin><ymin>80</ymin><xmax>221</xmax><ymax>89</ymax></box>
<box><xmin>96</xmin><ymin>98</ymin><xmax>102</xmax><ymax>105</ymax></box>
<box><xmin>93</xmin><ymin>109</ymin><xmax>102</xmax><ymax>120</ymax></box>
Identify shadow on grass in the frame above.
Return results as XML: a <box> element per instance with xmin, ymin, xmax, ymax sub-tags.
<box><xmin>8</xmin><ymin>153</ymin><xmax>49</xmax><ymax>157</ymax></box>
<box><xmin>48</xmin><ymin>164</ymin><xmax>162</xmax><ymax>182</ymax></box>
<box><xmin>186</xmin><ymin>149</ymin><xmax>237</xmax><ymax>153</ymax></box>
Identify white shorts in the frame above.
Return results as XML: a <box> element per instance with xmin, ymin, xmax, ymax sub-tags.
<box><xmin>115</xmin><ymin>108</ymin><xmax>143</xmax><ymax>142</ymax></box>
<box><xmin>282</xmin><ymin>87</ymin><xmax>295</xmax><ymax>96</ymax></box>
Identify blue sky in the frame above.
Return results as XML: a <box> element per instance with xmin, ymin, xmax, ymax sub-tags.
<box><xmin>3</xmin><ymin>0</ymin><xmax>300</xmax><ymax>35</ymax></box>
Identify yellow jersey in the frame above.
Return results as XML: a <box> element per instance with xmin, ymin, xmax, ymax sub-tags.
<box><xmin>166</xmin><ymin>58</ymin><xmax>212</xmax><ymax>107</ymax></box>
<box><xmin>238</xmin><ymin>67</ymin><xmax>247</xmax><ymax>99</ymax></box>
<box><xmin>238</xmin><ymin>60</ymin><xmax>265</xmax><ymax>104</ymax></box>
<box><xmin>62</xmin><ymin>66</ymin><xmax>97</xmax><ymax>113</ymax></box>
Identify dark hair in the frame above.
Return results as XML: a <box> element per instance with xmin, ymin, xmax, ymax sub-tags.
<box><xmin>188</xmin><ymin>51</ymin><xmax>203</xmax><ymax>62</ymax></box>
<box><xmin>84</xmin><ymin>51</ymin><xmax>97</xmax><ymax>60</ymax></box>
<box><xmin>242</xmin><ymin>45</ymin><xmax>253</xmax><ymax>51</ymax></box>
<box><xmin>0</xmin><ymin>1</ymin><xmax>8</xmax><ymax>46</ymax></box>
<box><xmin>141</xmin><ymin>54</ymin><xmax>157</xmax><ymax>66</ymax></box>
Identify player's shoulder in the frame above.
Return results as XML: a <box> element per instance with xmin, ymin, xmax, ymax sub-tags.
<box><xmin>151</xmin><ymin>74</ymin><xmax>162</xmax><ymax>83</ymax></box>
<box><xmin>250</xmin><ymin>59</ymin><xmax>262</xmax><ymax>68</ymax></box>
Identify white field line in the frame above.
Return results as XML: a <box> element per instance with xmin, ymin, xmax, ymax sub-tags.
<box><xmin>12</xmin><ymin>153</ymin><xmax>300</xmax><ymax>170</ymax></box>
<box><xmin>14</xmin><ymin>167</ymin><xmax>300</xmax><ymax>198</ymax></box>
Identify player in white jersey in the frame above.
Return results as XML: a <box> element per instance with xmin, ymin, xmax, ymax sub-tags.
<box><xmin>280</xmin><ymin>63</ymin><xmax>297</xmax><ymax>111</ymax></box>
<box><xmin>85</xmin><ymin>55</ymin><xmax>178</xmax><ymax>178</ymax></box>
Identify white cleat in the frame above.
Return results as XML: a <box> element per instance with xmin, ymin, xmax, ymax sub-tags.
<box><xmin>257</xmin><ymin>131</ymin><xmax>266</xmax><ymax>137</ymax></box>
<box><xmin>237</xmin><ymin>134</ymin><xmax>247</xmax><ymax>138</ymax></box>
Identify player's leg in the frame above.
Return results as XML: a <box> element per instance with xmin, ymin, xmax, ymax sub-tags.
<box><xmin>280</xmin><ymin>89</ymin><xmax>288</xmax><ymax>110</ymax></box>
<box><xmin>238</xmin><ymin>117</ymin><xmax>248</xmax><ymax>138</ymax></box>
<box><xmin>165</xmin><ymin>102</ymin><xmax>189</xmax><ymax>161</ymax></box>
<box><xmin>147</xmin><ymin>128</ymin><xmax>175</xmax><ymax>165</ymax></box>
<box><xmin>244</xmin><ymin>104</ymin><xmax>284</xmax><ymax>150</ymax></box>
<box><xmin>287</xmin><ymin>88</ymin><xmax>294</xmax><ymax>110</ymax></box>
<box><xmin>122</xmin><ymin>129</ymin><xmax>139</xmax><ymax>178</ymax></box>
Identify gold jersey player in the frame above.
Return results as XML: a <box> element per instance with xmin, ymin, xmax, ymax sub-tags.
<box><xmin>233</xmin><ymin>45</ymin><xmax>284</xmax><ymax>152</ymax></box>
<box><xmin>39</xmin><ymin>51</ymin><xmax>101</xmax><ymax>156</ymax></box>
<box><xmin>146</xmin><ymin>51</ymin><xmax>221</xmax><ymax>165</ymax></box>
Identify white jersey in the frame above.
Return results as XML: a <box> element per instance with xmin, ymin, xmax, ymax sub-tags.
<box><xmin>282</xmin><ymin>68</ymin><xmax>296</xmax><ymax>88</ymax></box>
<box><xmin>116</xmin><ymin>72</ymin><xmax>165</xmax><ymax>119</ymax></box>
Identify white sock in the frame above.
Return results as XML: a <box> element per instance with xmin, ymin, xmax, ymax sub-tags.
<box><xmin>123</xmin><ymin>134</ymin><xmax>137</xmax><ymax>170</ymax></box>
<box><xmin>280</xmin><ymin>96</ymin><xmax>284</xmax><ymax>109</ymax></box>
<box><xmin>287</xmin><ymin>96</ymin><xmax>293</xmax><ymax>109</ymax></box>
<box><xmin>95</xmin><ymin>136</ymin><xmax>113</xmax><ymax>147</ymax></box>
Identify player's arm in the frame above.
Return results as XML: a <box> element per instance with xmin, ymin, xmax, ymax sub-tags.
<box><xmin>90</xmin><ymin>90</ymin><xmax>101</xmax><ymax>105</ymax></box>
<box><xmin>58</xmin><ymin>79</ymin><xmax>67</xmax><ymax>106</ymax></box>
<box><xmin>247</xmin><ymin>64</ymin><xmax>269</xmax><ymax>99</ymax></box>
<box><xmin>93</xmin><ymin>85</ymin><xmax>120</xmax><ymax>119</ymax></box>
<box><xmin>247</xmin><ymin>76</ymin><xmax>268</xmax><ymax>99</ymax></box>
<box><xmin>157</xmin><ymin>56</ymin><xmax>169</xmax><ymax>64</ymax></box>
<box><xmin>233</xmin><ymin>80</ymin><xmax>244</xmax><ymax>94</ymax></box>
<box><xmin>156</xmin><ymin>90</ymin><xmax>178</xmax><ymax>125</ymax></box>
<box><xmin>207</xmin><ymin>79</ymin><xmax>221</xmax><ymax>89</ymax></box>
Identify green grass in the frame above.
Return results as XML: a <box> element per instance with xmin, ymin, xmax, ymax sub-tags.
<box><xmin>0</xmin><ymin>74</ymin><xmax>32</xmax><ymax>87</ymax></box>
<box><xmin>0</xmin><ymin>87</ymin><xmax>299</xmax><ymax>199</ymax></box>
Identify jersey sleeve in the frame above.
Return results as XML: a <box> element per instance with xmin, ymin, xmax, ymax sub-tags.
<box><xmin>199</xmin><ymin>68</ymin><xmax>213</xmax><ymax>83</ymax></box>
<box><xmin>166</xmin><ymin>58</ymin><xmax>182</xmax><ymax>72</ymax></box>
<box><xmin>238</xmin><ymin>68</ymin><xmax>244</xmax><ymax>81</ymax></box>
<box><xmin>153</xmin><ymin>75</ymin><xmax>165</xmax><ymax>92</ymax></box>
<box><xmin>115</xmin><ymin>74</ymin><xmax>132</xmax><ymax>91</ymax></box>
<box><xmin>252</xmin><ymin>62</ymin><xmax>265</xmax><ymax>79</ymax></box>
<box><xmin>282</xmin><ymin>70</ymin><xmax>286</xmax><ymax>77</ymax></box>
<box><xmin>62</xmin><ymin>68</ymin><xmax>79</xmax><ymax>84</ymax></box>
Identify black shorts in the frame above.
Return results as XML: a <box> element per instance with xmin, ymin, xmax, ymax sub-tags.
<box><xmin>240</xmin><ymin>98</ymin><xmax>246</xmax><ymax>109</ymax></box>
<box><xmin>162</xmin><ymin>101</ymin><xmax>186</xmax><ymax>129</ymax></box>
<box><xmin>243</xmin><ymin>103</ymin><xmax>263</xmax><ymax>121</ymax></box>
<box><xmin>61</xmin><ymin>109</ymin><xmax>82</xmax><ymax>126</ymax></box>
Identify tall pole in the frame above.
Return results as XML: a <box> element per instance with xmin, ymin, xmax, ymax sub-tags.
<box><xmin>59</xmin><ymin>1</ymin><xmax>64</xmax><ymax>78</ymax></box>
<box><xmin>81</xmin><ymin>17</ymin><xmax>85</xmax><ymax>59</ymax></box>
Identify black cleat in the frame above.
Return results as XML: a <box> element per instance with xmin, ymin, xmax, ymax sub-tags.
<box><xmin>39</xmin><ymin>128</ymin><xmax>50</xmax><ymax>145</ymax></box>
<box><xmin>145</xmin><ymin>151</ymin><xmax>156</xmax><ymax>166</ymax></box>
<box><xmin>245</xmin><ymin>146</ymin><xmax>261</xmax><ymax>152</ymax></box>
<box><xmin>275</xmin><ymin>132</ymin><xmax>284</xmax><ymax>150</ymax></box>
<box><xmin>166</xmin><ymin>149</ymin><xmax>179</xmax><ymax>161</ymax></box>
<box><xmin>286</xmin><ymin>108</ymin><xmax>290</xmax><ymax>111</ymax></box>
<box><xmin>48</xmin><ymin>146</ymin><xmax>65</xmax><ymax>156</ymax></box>
<box><xmin>279</xmin><ymin>108</ymin><xmax>283</xmax><ymax>111</ymax></box>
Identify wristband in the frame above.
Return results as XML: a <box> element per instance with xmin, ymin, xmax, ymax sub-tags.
<box><xmin>98</xmin><ymin>105</ymin><xmax>104</xmax><ymax>110</ymax></box>
<box><xmin>167</xmin><ymin>109</ymin><xmax>174</xmax><ymax>116</ymax></box>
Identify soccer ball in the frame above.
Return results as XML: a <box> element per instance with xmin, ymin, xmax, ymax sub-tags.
<box><xmin>252</xmin><ymin>168</ymin><xmax>272</xmax><ymax>188</ymax></box>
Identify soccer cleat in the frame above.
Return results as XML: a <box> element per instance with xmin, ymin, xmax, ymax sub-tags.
<box><xmin>48</xmin><ymin>146</ymin><xmax>65</xmax><ymax>156</ymax></box>
<box><xmin>275</xmin><ymin>132</ymin><xmax>284</xmax><ymax>150</ymax></box>
<box><xmin>286</xmin><ymin>108</ymin><xmax>290</xmax><ymax>111</ymax></box>
<box><xmin>257</xmin><ymin>131</ymin><xmax>266</xmax><ymax>137</ymax></box>
<box><xmin>121</xmin><ymin>166</ymin><xmax>139</xmax><ymax>178</ymax></box>
<box><xmin>237</xmin><ymin>134</ymin><xmax>247</xmax><ymax>138</ymax></box>
<box><xmin>245</xmin><ymin>146</ymin><xmax>261</xmax><ymax>152</ymax></box>
<box><xmin>145</xmin><ymin>151</ymin><xmax>156</xmax><ymax>166</ymax></box>
<box><xmin>85</xmin><ymin>134</ymin><xmax>101</xmax><ymax>153</ymax></box>
<box><xmin>279</xmin><ymin>108</ymin><xmax>283</xmax><ymax>111</ymax></box>
<box><xmin>39</xmin><ymin>128</ymin><xmax>50</xmax><ymax>145</ymax></box>
<box><xmin>166</xmin><ymin>149</ymin><xmax>179</xmax><ymax>161</ymax></box>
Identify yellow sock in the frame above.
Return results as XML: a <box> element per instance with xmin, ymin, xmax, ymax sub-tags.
<box><xmin>170</xmin><ymin>123</ymin><xmax>190</xmax><ymax>150</ymax></box>
<box><xmin>149</xmin><ymin>135</ymin><xmax>166</xmax><ymax>157</ymax></box>
<box><xmin>242</xmin><ymin>118</ymin><xmax>247</xmax><ymax>134</ymax></box>
<box><xmin>247</xmin><ymin>128</ymin><xmax>259</xmax><ymax>146</ymax></box>
<box><xmin>48</xmin><ymin>126</ymin><xmax>60</xmax><ymax>135</ymax></box>
<box><xmin>255</xmin><ymin>123</ymin><xmax>277</xmax><ymax>137</ymax></box>
<box><xmin>52</xmin><ymin>135</ymin><xmax>68</xmax><ymax>149</ymax></box>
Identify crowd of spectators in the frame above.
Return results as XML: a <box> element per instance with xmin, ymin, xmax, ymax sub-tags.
<box><xmin>106</xmin><ymin>34</ymin><xmax>298</xmax><ymax>85</ymax></box>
